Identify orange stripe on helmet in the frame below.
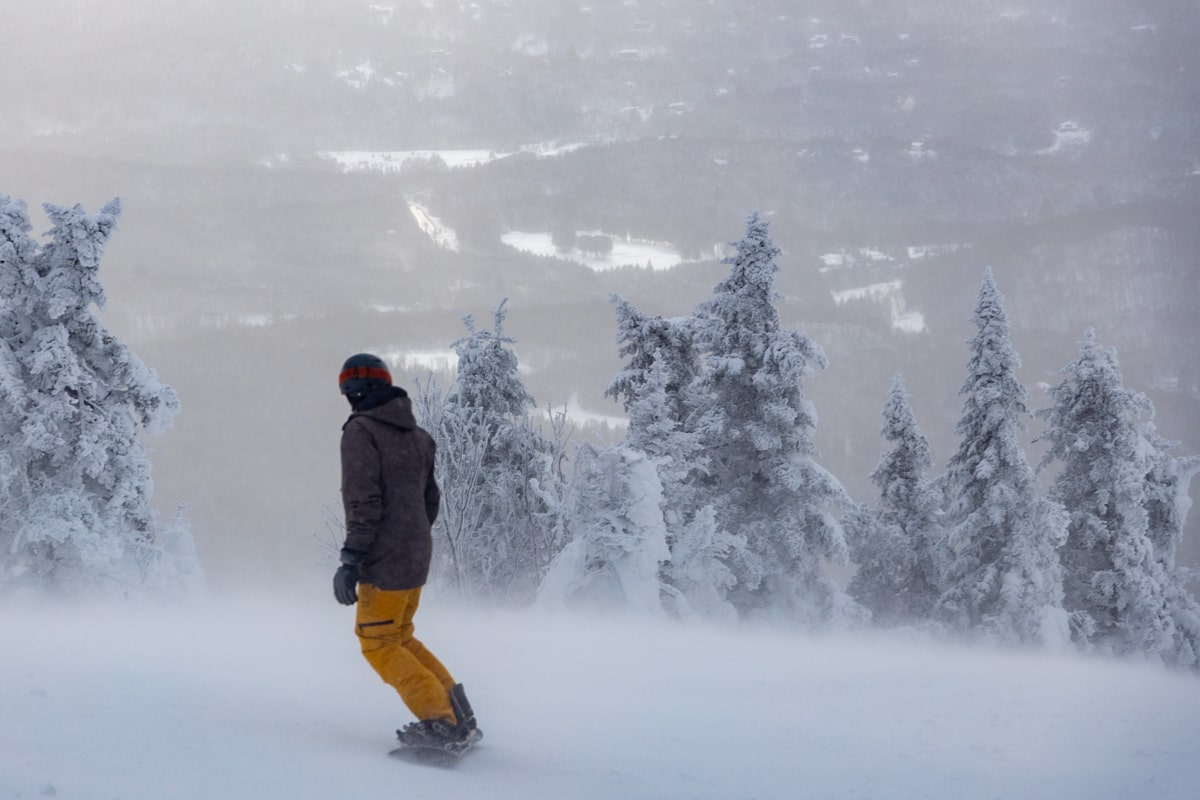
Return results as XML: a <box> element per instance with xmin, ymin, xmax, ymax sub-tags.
<box><xmin>338</xmin><ymin>366</ymin><xmax>392</xmax><ymax>385</ymax></box>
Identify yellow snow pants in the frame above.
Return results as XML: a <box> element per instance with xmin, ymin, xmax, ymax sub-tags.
<box><xmin>355</xmin><ymin>584</ymin><xmax>457</xmax><ymax>724</ymax></box>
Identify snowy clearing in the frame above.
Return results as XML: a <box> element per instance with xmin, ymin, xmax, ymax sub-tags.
<box><xmin>318</xmin><ymin>142</ymin><xmax>589</xmax><ymax>173</ymax></box>
<box><xmin>320</xmin><ymin>149</ymin><xmax>501</xmax><ymax>171</ymax></box>
<box><xmin>831</xmin><ymin>280</ymin><xmax>903</xmax><ymax>304</ymax></box>
<box><xmin>408</xmin><ymin>202</ymin><xmax>460</xmax><ymax>252</ymax></box>
<box><xmin>2</xmin><ymin>597</ymin><xmax>1198</xmax><ymax>800</ymax></box>
<box><xmin>377</xmin><ymin>348</ymin><xmax>460</xmax><ymax>375</ymax></box>
<box><xmin>123</xmin><ymin>312</ymin><xmax>301</xmax><ymax>340</ymax></box>
<box><xmin>548</xmin><ymin>393</ymin><xmax>628</xmax><ymax>430</ymax></box>
<box><xmin>894</xmin><ymin>309</ymin><xmax>927</xmax><ymax>334</ymax></box>
<box><xmin>1037</xmin><ymin>121</ymin><xmax>1092</xmax><ymax>155</ymax></box>
<box><xmin>501</xmin><ymin>230</ymin><xmax>687</xmax><ymax>271</ymax></box>
<box><xmin>830</xmin><ymin>281</ymin><xmax>927</xmax><ymax>334</ymax></box>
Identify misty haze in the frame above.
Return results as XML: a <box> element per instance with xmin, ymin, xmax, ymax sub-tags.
<box><xmin>2</xmin><ymin>1</ymin><xmax>1199</xmax><ymax>798</ymax></box>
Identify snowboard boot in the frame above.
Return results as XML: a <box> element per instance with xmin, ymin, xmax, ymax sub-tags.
<box><xmin>395</xmin><ymin>684</ymin><xmax>482</xmax><ymax>752</ymax></box>
<box><xmin>449</xmin><ymin>683</ymin><xmax>480</xmax><ymax>739</ymax></box>
<box><xmin>396</xmin><ymin>718</ymin><xmax>471</xmax><ymax>752</ymax></box>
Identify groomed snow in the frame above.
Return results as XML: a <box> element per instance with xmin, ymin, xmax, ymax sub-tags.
<box><xmin>3</xmin><ymin>596</ymin><xmax>1198</xmax><ymax>799</ymax></box>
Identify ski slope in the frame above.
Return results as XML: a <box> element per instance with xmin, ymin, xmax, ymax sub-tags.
<box><xmin>2</xmin><ymin>595</ymin><xmax>1198</xmax><ymax>799</ymax></box>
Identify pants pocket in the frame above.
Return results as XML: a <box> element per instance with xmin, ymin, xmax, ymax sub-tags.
<box><xmin>356</xmin><ymin>617</ymin><xmax>397</xmax><ymax>639</ymax></box>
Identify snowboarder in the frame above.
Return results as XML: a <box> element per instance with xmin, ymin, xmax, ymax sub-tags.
<box><xmin>332</xmin><ymin>353</ymin><xmax>480</xmax><ymax>752</ymax></box>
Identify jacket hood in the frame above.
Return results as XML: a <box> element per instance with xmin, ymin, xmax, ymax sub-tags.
<box><xmin>345</xmin><ymin>390</ymin><xmax>417</xmax><ymax>432</ymax></box>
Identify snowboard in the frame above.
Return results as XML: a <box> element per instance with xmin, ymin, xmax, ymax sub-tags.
<box><xmin>388</xmin><ymin>728</ymin><xmax>482</xmax><ymax>768</ymax></box>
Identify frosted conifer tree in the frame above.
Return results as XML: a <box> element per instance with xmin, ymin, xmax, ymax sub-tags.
<box><xmin>1143</xmin><ymin>425</ymin><xmax>1200</xmax><ymax>573</ymax></box>
<box><xmin>537</xmin><ymin>444</ymin><xmax>671</xmax><ymax>614</ymax></box>
<box><xmin>935</xmin><ymin>269</ymin><xmax>1068</xmax><ymax>645</ymax></box>
<box><xmin>605</xmin><ymin>296</ymin><xmax>738</xmax><ymax>617</ymax></box>
<box><xmin>692</xmin><ymin>213</ymin><xmax>856</xmax><ymax>624</ymax></box>
<box><xmin>0</xmin><ymin>194</ymin><xmax>197</xmax><ymax>595</ymax></box>
<box><xmin>846</xmin><ymin>375</ymin><xmax>943</xmax><ymax>626</ymax></box>
<box><xmin>606</xmin><ymin>295</ymin><xmax>707</xmax><ymax>471</ymax></box>
<box><xmin>435</xmin><ymin>299</ymin><xmax>565</xmax><ymax>602</ymax></box>
<box><xmin>665</xmin><ymin>504</ymin><xmax>741</xmax><ymax>621</ymax></box>
<box><xmin>1038</xmin><ymin>329</ymin><xmax>1199</xmax><ymax>666</ymax></box>
<box><xmin>1142</xmin><ymin>424</ymin><xmax>1200</xmax><ymax>668</ymax></box>
<box><xmin>412</xmin><ymin>377</ymin><xmax>493</xmax><ymax>595</ymax></box>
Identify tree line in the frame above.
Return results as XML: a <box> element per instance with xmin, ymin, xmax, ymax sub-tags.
<box><xmin>415</xmin><ymin>212</ymin><xmax>1200</xmax><ymax>669</ymax></box>
<box><xmin>2</xmin><ymin>192</ymin><xmax>1196</xmax><ymax>671</ymax></box>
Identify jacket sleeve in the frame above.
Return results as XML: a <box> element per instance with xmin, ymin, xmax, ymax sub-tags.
<box><xmin>424</xmin><ymin>440</ymin><xmax>441</xmax><ymax>526</ymax></box>
<box><xmin>341</xmin><ymin>420</ymin><xmax>384</xmax><ymax>553</ymax></box>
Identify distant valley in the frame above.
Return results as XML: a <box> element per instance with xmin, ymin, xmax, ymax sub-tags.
<box><xmin>1</xmin><ymin>0</ymin><xmax>1196</xmax><ymax>584</ymax></box>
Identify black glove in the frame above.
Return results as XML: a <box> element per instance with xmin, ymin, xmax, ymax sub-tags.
<box><xmin>333</xmin><ymin>564</ymin><xmax>359</xmax><ymax>605</ymax></box>
<box><xmin>333</xmin><ymin>549</ymin><xmax>365</xmax><ymax>606</ymax></box>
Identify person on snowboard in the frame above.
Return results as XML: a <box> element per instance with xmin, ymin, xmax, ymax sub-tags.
<box><xmin>332</xmin><ymin>353</ymin><xmax>480</xmax><ymax>750</ymax></box>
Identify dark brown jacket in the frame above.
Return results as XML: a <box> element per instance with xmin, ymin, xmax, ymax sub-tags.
<box><xmin>341</xmin><ymin>391</ymin><xmax>441</xmax><ymax>590</ymax></box>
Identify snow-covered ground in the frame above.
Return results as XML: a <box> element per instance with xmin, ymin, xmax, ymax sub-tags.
<box><xmin>1038</xmin><ymin>121</ymin><xmax>1092</xmax><ymax>155</ymax></box>
<box><xmin>320</xmin><ymin>149</ymin><xmax>501</xmax><ymax>171</ymax></box>
<box><xmin>501</xmin><ymin>230</ymin><xmax>688</xmax><ymax>271</ymax></box>
<box><xmin>551</xmin><ymin>393</ymin><xmax>627</xmax><ymax>430</ymax></box>
<box><xmin>830</xmin><ymin>280</ymin><xmax>927</xmax><ymax>334</ymax></box>
<box><xmin>831</xmin><ymin>280</ymin><xmax>904</xmax><ymax>304</ymax></box>
<box><xmin>318</xmin><ymin>142</ymin><xmax>589</xmax><ymax>173</ymax></box>
<box><xmin>893</xmin><ymin>309</ymin><xmax>927</xmax><ymax>334</ymax></box>
<box><xmin>408</xmin><ymin>202</ymin><xmax>460</xmax><ymax>252</ymax></box>
<box><xmin>3</xmin><ymin>596</ymin><xmax>1198</xmax><ymax>800</ymax></box>
<box><xmin>119</xmin><ymin>313</ymin><xmax>302</xmax><ymax>342</ymax></box>
<box><xmin>379</xmin><ymin>348</ymin><xmax>460</xmax><ymax>375</ymax></box>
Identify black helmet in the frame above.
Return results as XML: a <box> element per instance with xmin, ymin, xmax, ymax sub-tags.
<box><xmin>338</xmin><ymin>353</ymin><xmax>392</xmax><ymax>398</ymax></box>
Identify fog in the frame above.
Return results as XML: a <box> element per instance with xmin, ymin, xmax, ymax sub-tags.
<box><xmin>5</xmin><ymin>598</ymin><xmax>1199</xmax><ymax>798</ymax></box>
<box><xmin>1</xmin><ymin>0</ymin><xmax>1197</xmax><ymax>589</ymax></box>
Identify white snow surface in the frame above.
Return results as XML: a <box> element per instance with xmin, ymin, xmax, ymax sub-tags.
<box><xmin>501</xmin><ymin>230</ymin><xmax>686</xmax><ymax>271</ymax></box>
<box><xmin>2</xmin><ymin>596</ymin><xmax>1199</xmax><ymax>800</ymax></box>
<box><xmin>831</xmin><ymin>280</ymin><xmax>903</xmax><ymax>304</ymax></box>
<box><xmin>318</xmin><ymin>142</ymin><xmax>589</xmax><ymax>173</ymax></box>
<box><xmin>408</xmin><ymin>202</ymin><xmax>460</xmax><ymax>252</ymax></box>
<box><xmin>550</xmin><ymin>392</ymin><xmax>627</xmax><ymax>429</ymax></box>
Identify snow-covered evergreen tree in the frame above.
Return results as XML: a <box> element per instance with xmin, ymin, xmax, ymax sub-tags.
<box><xmin>434</xmin><ymin>299</ymin><xmax>566</xmax><ymax>603</ymax></box>
<box><xmin>1141</xmin><ymin>425</ymin><xmax>1200</xmax><ymax>668</ymax></box>
<box><xmin>604</xmin><ymin>295</ymin><xmax>737</xmax><ymax>618</ymax></box>
<box><xmin>606</xmin><ymin>295</ymin><xmax>706</xmax><ymax>458</ymax></box>
<box><xmin>934</xmin><ymin>269</ymin><xmax>1068</xmax><ymax>646</ymax></box>
<box><xmin>1143</xmin><ymin>426</ymin><xmax>1200</xmax><ymax>575</ymax></box>
<box><xmin>1038</xmin><ymin>328</ymin><xmax>1200</xmax><ymax>667</ymax></box>
<box><xmin>412</xmin><ymin>376</ymin><xmax>493</xmax><ymax>593</ymax></box>
<box><xmin>537</xmin><ymin>444</ymin><xmax>671</xmax><ymax>615</ymax></box>
<box><xmin>664</xmin><ymin>504</ymin><xmax>742</xmax><ymax>622</ymax></box>
<box><xmin>606</xmin><ymin>296</ymin><xmax>708</xmax><ymax>468</ymax></box>
<box><xmin>0</xmin><ymin>194</ymin><xmax>198</xmax><ymax>595</ymax></box>
<box><xmin>691</xmin><ymin>212</ymin><xmax>857</xmax><ymax>624</ymax></box>
<box><xmin>846</xmin><ymin>375</ymin><xmax>943</xmax><ymax>626</ymax></box>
